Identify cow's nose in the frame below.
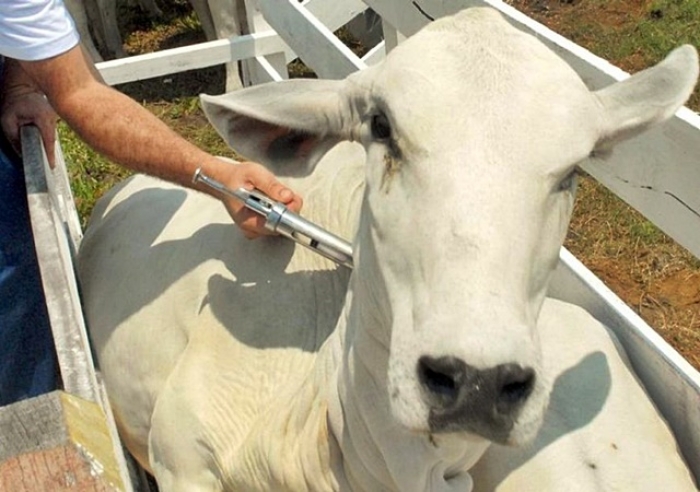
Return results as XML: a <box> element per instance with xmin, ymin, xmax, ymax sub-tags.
<box><xmin>417</xmin><ymin>355</ymin><xmax>535</xmax><ymax>442</ymax></box>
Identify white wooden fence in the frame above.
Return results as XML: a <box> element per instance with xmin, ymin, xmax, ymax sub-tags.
<box><xmin>75</xmin><ymin>0</ymin><xmax>700</xmax><ymax>485</ymax></box>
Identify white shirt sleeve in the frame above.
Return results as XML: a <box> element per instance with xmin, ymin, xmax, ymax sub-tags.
<box><xmin>0</xmin><ymin>0</ymin><xmax>80</xmax><ymax>61</ymax></box>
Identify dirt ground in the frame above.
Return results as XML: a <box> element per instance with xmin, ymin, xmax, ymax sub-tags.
<box><xmin>504</xmin><ymin>0</ymin><xmax>700</xmax><ymax>370</ymax></box>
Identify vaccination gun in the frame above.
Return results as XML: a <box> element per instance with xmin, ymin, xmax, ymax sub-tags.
<box><xmin>193</xmin><ymin>168</ymin><xmax>353</xmax><ymax>269</ymax></box>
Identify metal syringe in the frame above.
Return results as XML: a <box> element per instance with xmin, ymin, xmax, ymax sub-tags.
<box><xmin>193</xmin><ymin>168</ymin><xmax>353</xmax><ymax>269</ymax></box>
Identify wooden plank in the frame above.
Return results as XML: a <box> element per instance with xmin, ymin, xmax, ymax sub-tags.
<box><xmin>98</xmin><ymin>0</ymin><xmax>368</xmax><ymax>87</ymax></box>
<box><xmin>362</xmin><ymin>40</ymin><xmax>386</xmax><ymax>66</ymax></box>
<box><xmin>362</xmin><ymin>0</ymin><xmax>429</xmax><ymax>37</ymax></box>
<box><xmin>239</xmin><ymin>1</ymin><xmax>289</xmax><ymax>86</ymax></box>
<box><xmin>96</xmin><ymin>31</ymin><xmax>289</xmax><ymax>86</ymax></box>
<box><xmin>246</xmin><ymin>55</ymin><xmax>288</xmax><ymax>83</ymax></box>
<box><xmin>257</xmin><ymin>0</ymin><xmax>366</xmax><ymax>79</ymax></box>
<box><xmin>381</xmin><ymin>18</ymin><xmax>405</xmax><ymax>53</ymax></box>
<box><xmin>0</xmin><ymin>391</ymin><xmax>126</xmax><ymax>491</ymax></box>
<box><xmin>22</xmin><ymin>126</ymin><xmax>98</xmax><ymax>403</ymax></box>
<box><xmin>550</xmin><ymin>249</ymin><xmax>700</xmax><ymax>482</ymax></box>
<box><xmin>51</xmin><ymin>138</ymin><xmax>83</xmax><ymax>260</ymax></box>
<box><xmin>303</xmin><ymin>0</ymin><xmax>368</xmax><ymax>31</ymax></box>
<box><xmin>367</xmin><ymin>0</ymin><xmax>700</xmax><ymax>259</ymax></box>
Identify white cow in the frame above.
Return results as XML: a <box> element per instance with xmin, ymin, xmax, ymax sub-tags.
<box><xmin>78</xmin><ymin>8</ymin><xmax>698</xmax><ymax>491</ymax></box>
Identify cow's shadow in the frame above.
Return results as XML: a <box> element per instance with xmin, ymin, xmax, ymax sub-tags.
<box><xmin>474</xmin><ymin>351</ymin><xmax>612</xmax><ymax>486</ymax></box>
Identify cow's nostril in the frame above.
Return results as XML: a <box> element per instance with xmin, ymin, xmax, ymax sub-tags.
<box><xmin>422</xmin><ymin>366</ymin><xmax>457</xmax><ymax>395</ymax></box>
<box><xmin>498</xmin><ymin>366</ymin><xmax>535</xmax><ymax>406</ymax></box>
<box><xmin>418</xmin><ymin>356</ymin><xmax>461</xmax><ymax>405</ymax></box>
<box><xmin>420</xmin><ymin>357</ymin><xmax>537</xmax><ymax>440</ymax></box>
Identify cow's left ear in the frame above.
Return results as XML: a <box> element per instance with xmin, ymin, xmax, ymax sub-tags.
<box><xmin>200</xmin><ymin>79</ymin><xmax>357</xmax><ymax>176</ymax></box>
<box><xmin>594</xmin><ymin>45</ymin><xmax>699</xmax><ymax>153</ymax></box>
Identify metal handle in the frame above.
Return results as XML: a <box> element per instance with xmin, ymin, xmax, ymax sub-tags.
<box><xmin>193</xmin><ymin>168</ymin><xmax>354</xmax><ymax>269</ymax></box>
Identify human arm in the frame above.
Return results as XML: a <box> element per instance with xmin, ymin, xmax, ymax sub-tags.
<box><xmin>18</xmin><ymin>45</ymin><xmax>302</xmax><ymax>238</ymax></box>
<box><xmin>0</xmin><ymin>58</ymin><xmax>58</xmax><ymax>166</ymax></box>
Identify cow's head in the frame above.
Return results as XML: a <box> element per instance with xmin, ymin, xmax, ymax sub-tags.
<box><xmin>201</xmin><ymin>8</ymin><xmax>697</xmax><ymax>446</ymax></box>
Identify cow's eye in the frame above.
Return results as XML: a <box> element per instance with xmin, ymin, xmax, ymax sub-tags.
<box><xmin>371</xmin><ymin>113</ymin><xmax>392</xmax><ymax>140</ymax></box>
<box><xmin>557</xmin><ymin>169</ymin><xmax>578</xmax><ymax>192</ymax></box>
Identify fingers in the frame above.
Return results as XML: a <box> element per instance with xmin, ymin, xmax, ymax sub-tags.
<box><xmin>239</xmin><ymin>161</ymin><xmax>304</xmax><ymax>213</ymax></box>
<box><xmin>0</xmin><ymin>93</ymin><xmax>58</xmax><ymax>166</ymax></box>
<box><xmin>215</xmin><ymin>160</ymin><xmax>304</xmax><ymax>239</ymax></box>
<box><xmin>238</xmin><ymin>212</ymin><xmax>268</xmax><ymax>240</ymax></box>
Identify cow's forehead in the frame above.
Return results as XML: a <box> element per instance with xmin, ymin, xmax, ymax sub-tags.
<box><xmin>361</xmin><ymin>10</ymin><xmax>601</xmax><ymax>171</ymax></box>
<box><xmin>378</xmin><ymin>13</ymin><xmax>590</xmax><ymax>107</ymax></box>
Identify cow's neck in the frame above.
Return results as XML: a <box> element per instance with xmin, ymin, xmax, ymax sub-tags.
<box><xmin>221</xmin><ymin>244</ymin><xmax>486</xmax><ymax>490</ymax></box>
<box><xmin>324</xmin><ymin>268</ymin><xmax>488</xmax><ymax>491</ymax></box>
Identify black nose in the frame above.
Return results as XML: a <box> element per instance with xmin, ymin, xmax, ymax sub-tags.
<box><xmin>417</xmin><ymin>355</ymin><xmax>535</xmax><ymax>442</ymax></box>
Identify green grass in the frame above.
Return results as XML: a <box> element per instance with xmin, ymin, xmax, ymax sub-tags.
<box><xmin>514</xmin><ymin>0</ymin><xmax>700</xmax><ymax>108</ymax></box>
<box><xmin>59</xmin><ymin>123</ymin><xmax>130</xmax><ymax>228</ymax></box>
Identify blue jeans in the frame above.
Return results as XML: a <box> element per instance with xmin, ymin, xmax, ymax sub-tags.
<box><xmin>0</xmin><ymin>142</ymin><xmax>57</xmax><ymax>406</ymax></box>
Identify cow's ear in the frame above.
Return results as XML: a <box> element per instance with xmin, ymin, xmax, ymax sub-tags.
<box><xmin>200</xmin><ymin>79</ymin><xmax>357</xmax><ymax>176</ymax></box>
<box><xmin>594</xmin><ymin>45</ymin><xmax>698</xmax><ymax>154</ymax></box>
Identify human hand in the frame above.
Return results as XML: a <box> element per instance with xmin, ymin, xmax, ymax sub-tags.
<box><xmin>0</xmin><ymin>88</ymin><xmax>58</xmax><ymax>167</ymax></box>
<box><xmin>208</xmin><ymin>160</ymin><xmax>303</xmax><ymax>239</ymax></box>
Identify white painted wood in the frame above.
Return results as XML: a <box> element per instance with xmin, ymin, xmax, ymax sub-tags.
<box><xmin>22</xmin><ymin>127</ymin><xmax>99</xmax><ymax>403</ymax></box>
<box><xmin>363</xmin><ymin>0</ymin><xmax>428</xmax><ymax>37</ymax></box>
<box><xmin>362</xmin><ymin>40</ymin><xmax>386</xmax><ymax>66</ymax></box>
<box><xmin>382</xmin><ymin>18</ymin><xmax>405</xmax><ymax>53</ymax></box>
<box><xmin>303</xmin><ymin>0</ymin><xmax>368</xmax><ymax>29</ymax></box>
<box><xmin>257</xmin><ymin>0</ymin><xmax>366</xmax><ymax>79</ymax></box>
<box><xmin>550</xmin><ymin>248</ymin><xmax>700</xmax><ymax>481</ymax></box>
<box><xmin>97</xmin><ymin>31</ymin><xmax>289</xmax><ymax>86</ymax></box>
<box><xmin>97</xmin><ymin>0</ymin><xmax>369</xmax><ymax>87</ymax></box>
<box><xmin>248</xmin><ymin>54</ymin><xmax>288</xmax><ymax>83</ymax></box>
<box><xmin>238</xmin><ymin>1</ymin><xmax>289</xmax><ymax>86</ymax></box>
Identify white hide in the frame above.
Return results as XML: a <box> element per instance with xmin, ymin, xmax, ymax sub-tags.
<box><xmin>78</xmin><ymin>8</ymin><xmax>698</xmax><ymax>492</ymax></box>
